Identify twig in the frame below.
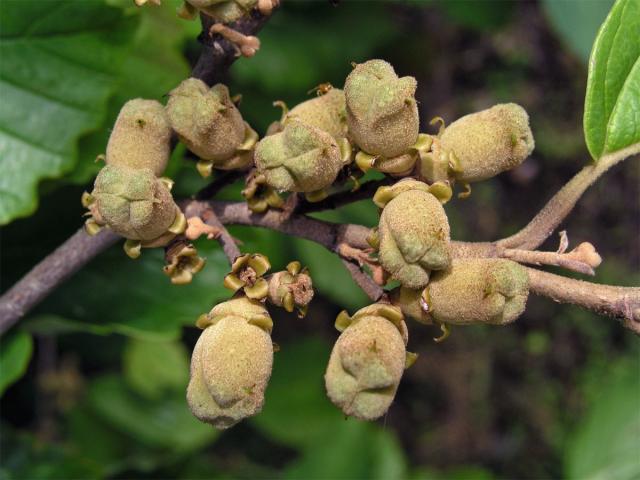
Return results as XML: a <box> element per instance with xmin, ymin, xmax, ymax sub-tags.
<box><xmin>527</xmin><ymin>268</ymin><xmax>640</xmax><ymax>334</ymax></box>
<box><xmin>184</xmin><ymin>202</ymin><xmax>241</xmax><ymax>262</ymax></box>
<box><xmin>497</xmin><ymin>143</ymin><xmax>640</xmax><ymax>251</ymax></box>
<box><xmin>500</xmin><ymin>242</ymin><xmax>602</xmax><ymax>276</ymax></box>
<box><xmin>340</xmin><ymin>259</ymin><xmax>384</xmax><ymax>301</ymax></box>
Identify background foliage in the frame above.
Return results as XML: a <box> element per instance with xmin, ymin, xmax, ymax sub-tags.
<box><xmin>1</xmin><ymin>1</ymin><xmax>639</xmax><ymax>479</ymax></box>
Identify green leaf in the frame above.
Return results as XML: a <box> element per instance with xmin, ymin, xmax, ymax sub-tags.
<box><xmin>584</xmin><ymin>0</ymin><xmax>640</xmax><ymax>160</ymax></box>
<box><xmin>543</xmin><ymin>0</ymin><xmax>614</xmax><ymax>63</ymax></box>
<box><xmin>33</xmin><ymin>242</ymin><xmax>230</xmax><ymax>340</ymax></box>
<box><xmin>123</xmin><ymin>338</ymin><xmax>189</xmax><ymax>399</ymax></box>
<box><xmin>88</xmin><ymin>374</ymin><xmax>218</xmax><ymax>452</ymax></box>
<box><xmin>0</xmin><ymin>330</ymin><xmax>33</xmax><ymax>396</ymax></box>
<box><xmin>565</xmin><ymin>360</ymin><xmax>640</xmax><ymax>480</ymax></box>
<box><xmin>0</xmin><ymin>0</ymin><xmax>138</xmax><ymax>224</ymax></box>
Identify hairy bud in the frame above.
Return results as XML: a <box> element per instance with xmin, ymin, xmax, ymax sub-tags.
<box><xmin>376</xmin><ymin>180</ymin><xmax>451</xmax><ymax>289</ymax></box>
<box><xmin>105</xmin><ymin>99</ymin><xmax>171</xmax><ymax>176</ymax></box>
<box><xmin>254</xmin><ymin>120</ymin><xmax>343</xmax><ymax>194</ymax></box>
<box><xmin>91</xmin><ymin>165</ymin><xmax>179</xmax><ymax>241</ymax></box>
<box><xmin>345</xmin><ymin>59</ymin><xmax>419</xmax><ymax>158</ymax></box>
<box><xmin>166</xmin><ymin>78</ymin><xmax>255</xmax><ymax>170</ymax></box>
<box><xmin>187</xmin><ymin>297</ymin><xmax>274</xmax><ymax>429</ymax></box>
<box><xmin>284</xmin><ymin>89</ymin><xmax>348</xmax><ymax>140</ymax></box>
<box><xmin>325</xmin><ymin>304</ymin><xmax>408</xmax><ymax>420</ymax></box>
<box><xmin>179</xmin><ymin>0</ymin><xmax>259</xmax><ymax>23</ymax></box>
<box><xmin>439</xmin><ymin>103</ymin><xmax>534</xmax><ymax>183</ymax></box>
<box><xmin>425</xmin><ymin>258</ymin><xmax>530</xmax><ymax>325</ymax></box>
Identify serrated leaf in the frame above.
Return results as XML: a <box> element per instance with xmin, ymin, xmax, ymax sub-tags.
<box><xmin>584</xmin><ymin>0</ymin><xmax>640</xmax><ymax>160</ymax></box>
<box><xmin>0</xmin><ymin>330</ymin><xmax>33</xmax><ymax>396</ymax></box>
<box><xmin>0</xmin><ymin>0</ymin><xmax>138</xmax><ymax>224</ymax></box>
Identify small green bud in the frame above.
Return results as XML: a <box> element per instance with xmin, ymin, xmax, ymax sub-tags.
<box><xmin>187</xmin><ymin>297</ymin><xmax>274</xmax><ymax>429</ymax></box>
<box><xmin>181</xmin><ymin>0</ymin><xmax>258</xmax><ymax>23</ymax></box>
<box><xmin>267</xmin><ymin>261</ymin><xmax>314</xmax><ymax>317</ymax></box>
<box><xmin>105</xmin><ymin>99</ymin><xmax>172</xmax><ymax>177</ymax></box>
<box><xmin>91</xmin><ymin>165</ymin><xmax>179</xmax><ymax>241</ymax></box>
<box><xmin>439</xmin><ymin>103</ymin><xmax>534</xmax><ymax>183</ymax></box>
<box><xmin>426</xmin><ymin>258</ymin><xmax>530</xmax><ymax>325</ymax></box>
<box><xmin>284</xmin><ymin>89</ymin><xmax>347</xmax><ymax>140</ymax></box>
<box><xmin>377</xmin><ymin>180</ymin><xmax>451</xmax><ymax>289</ymax></box>
<box><xmin>344</xmin><ymin>59</ymin><xmax>419</xmax><ymax>158</ymax></box>
<box><xmin>166</xmin><ymin>78</ymin><xmax>255</xmax><ymax>170</ymax></box>
<box><xmin>325</xmin><ymin>303</ymin><xmax>408</xmax><ymax>421</ymax></box>
<box><xmin>254</xmin><ymin>120</ymin><xmax>342</xmax><ymax>193</ymax></box>
<box><xmin>390</xmin><ymin>287</ymin><xmax>433</xmax><ymax>325</ymax></box>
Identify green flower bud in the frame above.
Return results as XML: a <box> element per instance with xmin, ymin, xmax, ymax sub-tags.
<box><xmin>187</xmin><ymin>297</ymin><xmax>274</xmax><ymax>429</ymax></box>
<box><xmin>267</xmin><ymin>261</ymin><xmax>314</xmax><ymax>317</ymax></box>
<box><xmin>105</xmin><ymin>99</ymin><xmax>171</xmax><ymax>176</ymax></box>
<box><xmin>376</xmin><ymin>180</ymin><xmax>451</xmax><ymax>289</ymax></box>
<box><xmin>223</xmin><ymin>253</ymin><xmax>272</xmax><ymax>300</ymax></box>
<box><xmin>325</xmin><ymin>304</ymin><xmax>408</xmax><ymax>421</ymax></box>
<box><xmin>345</xmin><ymin>59</ymin><xmax>419</xmax><ymax>158</ymax></box>
<box><xmin>390</xmin><ymin>286</ymin><xmax>433</xmax><ymax>325</ymax></box>
<box><xmin>180</xmin><ymin>0</ymin><xmax>258</xmax><ymax>23</ymax></box>
<box><xmin>254</xmin><ymin>120</ymin><xmax>343</xmax><ymax>193</ymax></box>
<box><xmin>166</xmin><ymin>78</ymin><xmax>255</xmax><ymax>170</ymax></box>
<box><xmin>425</xmin><ymin>258</ymin><xmax>530</xmax><ymax>325</ymax></box>
<box><xmin>91</xmin><ymin>165</ymin><xmax>179</xmax><ymax>241</ymax></box>
<box><xmin>284</xmin><ymin>89</ymin><xmax>347</xmax><ymax>140</ymax></box>
<box><xmin>439</xmin><ymin>103</ymin><xmax>534</xmax><ymax>183</ymax></box>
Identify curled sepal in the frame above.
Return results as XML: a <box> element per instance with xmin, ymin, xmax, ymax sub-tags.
<box><xmin>390</xmin><ymin>286</ymin><xmax>433</xmax><ymax>325</ymax></box>
<box><xmin>187</xmin><ymin>297</ymin><xmax>274</xmax><ymax>430</ymax></box>
<box><xmin>163</xmin><ymin>242</ymin><xmax>206</xmax><ymax>285</ymax></box>
<box><xmin>426</xmin><ymin>258</ymin><xmax>530</xmax><ymax>325</ymax></box>
<box><xmin>267</xmin><ymin>262</ymin><xmax>314</xmax><ymax>317</ymax></box>
<box><xmin>325</xmin><ymin>303</ymin><xmax>408</xmax><ymax>420</ymax></box>
<box><xmin>373</xmin><ymin>178</ymin><xmax>451</xmax><ymax>208</ymax></box>
<box><xmin>405</xmin><ymin>351</ymin><xmax>419</xmax><ymax>369</ymax></box>
<box><xmin>223</xmin><ymin>253</ymin><xmax>272</xmax><ymax>300</ymax></box>
<box><xmin>242</xmin><ymin>172</ymin><xmax>285</xmax><ymax>213</ymax></box>
<box><xmin>84</xmin><ymin>218</ymin><xmax>103</xmax><ymax>236</ymax></box>
<box><xmin>124</xmin><ymin>239</ymin><xmax>142</xmax><ymax>259</ymax></box>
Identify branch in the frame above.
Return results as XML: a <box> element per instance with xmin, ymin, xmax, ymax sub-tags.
<box><xmin>497</xmin><ymin>143</ymin><xmax>640</xmax><ymax>250</ymax></box>
<box><xmin>526</xmin><ymin>268</ymin><xmax>640</xmax><ymax>335</ymax></box>
<box><xmin>184</xmin><ymin>202</ymin><xmax>241</xmax><ymax>262</ymax></box>
<box><xmin>340</xmin><ymin>259</ymin><xmax>384</xmax><ymax>301</ymax></box>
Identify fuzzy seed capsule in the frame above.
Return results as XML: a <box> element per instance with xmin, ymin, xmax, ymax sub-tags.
<box><xmin>284</xmin><ymin>89</ymin><xmax>348</xmax><ymax>140</ymax></box>
<box><xmin>426</xmin><ymin>258</ymin><xmax>530</xmax><ymax>325</ymax></box>
<box><xmin>105</xmin><ymin>99</ymin><xmax>172</xmax><ymax>176</ymax></box>
<box><xmin>439</xmin><ymin>103</ymin><xmax>534</xmax><ymax>183</ymax></box>
<box><xmin>187</xmin><ymin>297</ymin><xmax>274</xmax><ymax>429</ymax></box>
<box><xmin>254</xmin><ymin>120</ymin><xmax>342</xmax><ymax>193</ymax></box>
<box><xmin>344</xmin><ymin>59</ymin><xmax>419</xmax><ymax>158</ymax></box>
<box><xmin>325</xmin><ymin>304</ymin><xmax>408</xmax><ymax>420</ymax></box>
<box><xmin>377</xmin><ymin>180</ymin><xmax>451</xmax><ymax>289</ymax></box>
<box><xmin>166</xmin><ymin>78</ymin><xmax>254</xmax><ymax>169</ymax></box>
<box><xmin>91</xmin><ymin>165</ymin><xmax>178</xmax><ymax>241</ymax></box>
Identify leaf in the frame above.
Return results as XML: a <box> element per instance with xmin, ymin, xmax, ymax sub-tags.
<box><xmin>584</xmin><ymin>0</ymin><xmax>640</xmax><ymax>160</ymax></box>
<box><xmin>123</xmin><ymin>338</ymin><xmax>189</xmax><ymax>399</ymax></box>
<box><xmin>565</xmin><ymin>359</ymin><xmax>640</xmax><ymax>480</ymax></box>
<box><xmin>0</xmin><ymin>330</ymin><xmax>33</xmax><ymax>396</ymax></box>
<box><xmin>0</xmin><ymin>0</ymin><xmax>138</xmax><ymax>224</ymax></box>
<box><xmin>33</xmin><ymin>242</ymin><xmax>230</xmax><ymax>340</ymax></box>
<box><xmin>438</xmin><ymin>0</ymin><xmax>514</xmax><ymax>32</ymax></box>
<box><xmin>543</xmin><ymin>0</ymin><xmax>614</xmax><ymax>63</ymax></box>
<box><xmin>88</xmin><ymin>374</ymin><xmax>218</xmax><ymax>452</ymax></box>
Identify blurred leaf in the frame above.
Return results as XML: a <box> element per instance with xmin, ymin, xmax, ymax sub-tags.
<box><xmin>283</xmin><ymin>420</ymin><xmax>408</xmax><ymax>480</ymax></box>
<box><xmin>34</xmin><ymin>243</ymin><xmax>229</xmax><ymax>340</ymax></box>
<box><xmin>123</xmin><ymin>338</ymin><xmax>189</xmax><ymax>399</ymax></box>
<box><xmin>88</xmin><ymin>374</ymin><xmax>218</xmax><ymax>452</ymax></box>
<box><xmin>68</xmin><ymin>0</ymin><xmax>192</xmax><ymax>184</ymax></box>
<box><xmin>584</xmin><ymin>0</ymin><xmax>640</xmax><ymax>160</ymax></box>
<box><xmin>438</xmin><ymin>0</ymin><xmax>513</xmax><ymax>32</ymax></box>
<box><xmin>0</xmin><ymin>331</ymin><xmax>33</xmax><ymax>396</ymax></box>
<box><xmin>0</xmin><ymin>0</ymin><xmax>138</xmax><ymax>224</ymax></box>
<box><xmin>565</xmin><ymin>358</ymin><xmax>640</xmax><ymax>480</ymax></box>
<box><xmin>412</xmin><ymin>466</ymin><xmax>496</xmax><ymax>480</ymax></box>
<box><xmin>251</xmin><ymin>338</ymin><xmax>344</xmax><ymax>448</ymax></box>
<box><xmin>543</xmin><ymin>0</ymin><xmax>614</xmax><ymax>63</ymax></box>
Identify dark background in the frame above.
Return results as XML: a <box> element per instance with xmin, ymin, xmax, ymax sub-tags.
<box><xmin>1</xmin><ymin>1</ymin><xmax>639</xmax><ymax>479</ymax></box>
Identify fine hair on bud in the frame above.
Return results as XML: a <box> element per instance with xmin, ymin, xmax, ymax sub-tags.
<box><xmin>187</xmin><ymin>297</ymin><xmax>274</xmax><ymax>429</ymax></box>
<box><xmin>254</xmin><ymin>120</ymin><xmax>342</xmax><ymax>193</ymax></box>
<box><xmin>285</xmin><ymin>89</ymin><xmax>348</xmax><ymax>140</ymax></box>
<box><xmin>344</xmin><ymin>59</ymin><xmax>419</xmax><ymax>158</ymax></box>
<box><xmin>325</xmin><ymin>304</ymin><xmax>408</xmax><ymax>420</ymax></box>
<box><xmin>106</xmin><ymin>99</ymin><xmax>172</xmax><ymax>176</ymax></box>
<box><xmin>166</xmin><ymin>78</ymin><xmax>249</xmax><ymax>165</ymax></box>
<box><xmin>439</xmin><ymin>103</ymin><xmax>534</xmax><ymax>183</ymax></box>
<box><xmin>426</xmin><ymin>258</ymin><xmax>530</xmax><ymax>325</ymax></box>
<box><xmin>378</xmin><ymin>180</ymin><xmax>451</xmax><ymax>289</ymax></box>
<box><xmin>91</xmin><ymin>165</ymin><xmax>178</xmax><ymax>241</ymax></box>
